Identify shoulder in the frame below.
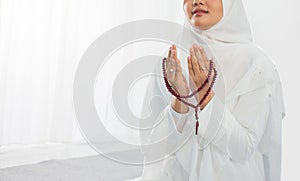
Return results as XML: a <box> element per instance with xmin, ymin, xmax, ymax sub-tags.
<box><xmin>228</xmin><ymin>44</ymin><xmax>283</xmax><ymax>96</ymax></box>
<box><xmin>234</xmin><ymin>44</ymin><xmax>274</xmax><ymax>64</ymax></box>
<box><xmin>241</xmin><ymin>44</ymin><xmax>282</xmax><ymax>85</ymax></box>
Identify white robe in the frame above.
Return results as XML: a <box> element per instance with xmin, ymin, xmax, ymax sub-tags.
<box><xmin>126</xmin><ymin>44</ymin><xmax>285</xmax><ymax>181</ymax></box>
<box><xmin>126</xmin><ymin>0</ymin><xmax>285</xmax><ymax>180</ymax></box>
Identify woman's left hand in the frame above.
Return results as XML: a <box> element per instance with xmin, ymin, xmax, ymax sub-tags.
<box><xmin>187</xmin><ymin>44</ymin><xmax>215</xmax><ymax>109</ymax></box>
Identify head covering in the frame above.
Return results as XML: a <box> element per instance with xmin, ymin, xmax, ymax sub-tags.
<box><xmin>139</xmin><ymin>0</ymin><xmax>285</xmax><ymax>180</ymax></box>
<box><xmin>183</xmin><ymin>0</ymin><xmax>253</xmax><ymax>43</ymax></box>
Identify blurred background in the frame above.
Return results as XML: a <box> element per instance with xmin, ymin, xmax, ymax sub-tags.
<box><xmin>0</xmin><ymin>0</ymin><xmax>298</xmax><ymax>180</ymax></box>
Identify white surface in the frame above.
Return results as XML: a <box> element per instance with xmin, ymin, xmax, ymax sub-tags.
<box><xmin>0</xmin><ymin>143</ymin><xmax>97</xmax><ymax>169</ymax></box>
<box><xmin>0</xmin><ymin>142</ymin><xmax>136</xmax><ymax>169</ymax></box>
<box><xmin>0</xmin><ymin>150</ymin><xmax>143</xmax><ymax>181</ymax></box>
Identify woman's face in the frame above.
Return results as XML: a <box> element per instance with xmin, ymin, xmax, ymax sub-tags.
<box><xmin>184</xmin><ymin>0</ymin><xmax>223</xmax><ymax>30</ymax></box>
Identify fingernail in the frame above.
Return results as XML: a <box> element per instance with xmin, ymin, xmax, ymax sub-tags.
<box><xmin>193</xmin><ymin>44</ymin><xmax>197</xmax><ymax>49</ymax></box>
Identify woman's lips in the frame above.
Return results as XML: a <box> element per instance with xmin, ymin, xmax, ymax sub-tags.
<box><xmin>192</xmin><ymin>8</ymin><xmax>208</xmax><ymax>16</ymax></box>
<box><xmin>193</xmin><ymin>11</ymin><xmax>207</xmax><ymax>16</ymax></box>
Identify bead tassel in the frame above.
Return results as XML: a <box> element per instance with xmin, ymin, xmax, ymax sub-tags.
<box><xmin>196</xmin><ymin>120</ymin><xmax>199</xmax><ymax>135</ymax></box>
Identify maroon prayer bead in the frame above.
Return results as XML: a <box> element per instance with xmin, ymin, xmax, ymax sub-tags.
<box><xmin>162</xmin><ymin>56</ymin><xmax>217</xmax><ymax>135</ymax></box>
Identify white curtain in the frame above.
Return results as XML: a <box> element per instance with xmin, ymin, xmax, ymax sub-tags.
<box><xmin>0</xmin><ymin>0</ymin><xmax>183</xmax><ymax>146</ymax></box>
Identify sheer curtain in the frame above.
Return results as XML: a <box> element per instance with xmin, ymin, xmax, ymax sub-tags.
<box><xmin>0</xmin><ymin>0</ymin><xmax>183</xmax><ymax>147</ymax></box>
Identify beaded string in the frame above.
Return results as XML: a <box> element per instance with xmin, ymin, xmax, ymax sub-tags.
<box><xmin>162</xmin><ymin>57</ymin><xmax>217</xmax><ymax>135</ymax></box>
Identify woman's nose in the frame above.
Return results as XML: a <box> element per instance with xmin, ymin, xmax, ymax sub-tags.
<box><xmin>193</xmin><ymin>0</ymin><xmax>204</xmax><ymax>6</ymax></box>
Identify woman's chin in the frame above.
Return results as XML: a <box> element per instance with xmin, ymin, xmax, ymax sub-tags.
<box><xmin>190</xmin><ymin>19</ymin><xmax>209</xmax><ymax>30</ymax></box>
<box><xmin>192</xmin><ymin>23</ymin><xmax>210</xmax><ymax>31</ymax></box>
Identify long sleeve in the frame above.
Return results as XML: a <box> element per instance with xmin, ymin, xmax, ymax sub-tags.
<box><xmin>167</xmin><ymin>84</ymin><xmax>271</xmax><ymax>163</ymax></box>
<box><xmin>201</xmin><ymin>85</ymin><xmax>271</xmax><ymax>162</ymax></box>
<box><xmin>139</xmin><ymin>103</ymin><xmax>193</xmax><ymax>180</ymax></box>
<box><xmin>169</xmin><ymin>104</ymin><xmax>194</xmax><ymax>133</ymax></box>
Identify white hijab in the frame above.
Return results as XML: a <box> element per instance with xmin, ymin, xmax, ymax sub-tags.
<box><xmin>139</xmin><ymin>0</ymin><xmax>285</xmax><ymax>180</ymax></box>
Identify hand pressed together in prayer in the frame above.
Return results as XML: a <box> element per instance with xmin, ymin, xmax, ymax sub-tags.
<box><xmin>165</xmin><ymin>44</ymin><xmax>215</xmax><ymax>113</ymax></box>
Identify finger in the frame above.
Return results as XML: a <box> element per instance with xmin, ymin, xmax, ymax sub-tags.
<box><xmin>199</xmin><ymin>46</ymin><xmax>208</xmax><ymax>62</ymax></box>
<box><xmin>173</xmin><ymin>44</ymin><xmax>178</xmax><ymax>60</ymax></box>
<box><xmin>199</xmin><ymin>46</ymin><xmax>210</xmax><ymax>69</ymax></box>
<box><xmin>212</xmin><ymin>59</ymin><xmax>217</xmax><ymax>77</ymax></box>
<box><xmin>187</xmin><ymin>56</ymin><xmax>195</xmax><ymax>90</ymax></box>
<box><xmin>187</xmin><ymin>56</ymin><xmax>194</xmax><ymax>79</ymax></box>
<box><xmin>166</xmin><ymin>46</ymin><xmax>172</xmax><ymax>68</ymax></box>
<box><xmin>212</xmin><ymin>59</ymin><xmax>216</xmax><ymax>69</ymax></box>
<box><xmin>209</xmin><ymin>59</ymin><xmax>216</xmax><ymax>81</ymax></box>
<box><xmin>173</xmin><ymin>45</ymin><xmax>182</xmax><ymax>72</ymax></box>
<box><xmin>171</xmin><ymin>49</ymin><xmax>176</xmax><ymax>66</ymax></box>
<box><xmin>194</xmin><ymin>44</ymin><xmax>205</xmax><ymax>71</ymax></box>
<box><xmin>175</xmin><ymin>58</ymin><xmax>182</xmax><ymax>72</ymax></box>
<box><xmin>166</xmin><ymin>49</ymin><xmax>174</xmax><ymax>72</ymax></box>
<box><xmin>166</xmin><ymin>47</ymin><xmax>175</xmax><ymax>73</ymax></box>
<box><xmin>172</xmin><ymin>44</ymin><xmax>178</xmax><ymax>65</ymax></box>
<box><xmin>169</xmin><ymin>49</ymin><xmax>176</xmax><ymax>79</ymax></box>
<box><xmin>175</xmin><ymin>60</ymin><xmax>184</xmax><ymax>90</ymax></box>
<box><xmin>168</xmin><ymin>46</ymin><xmax>172</xmax><ymax>58</ymax></box>
<box><xmin>190</xmin><ymin>46</ymin><xmax>201</xmax><ymax>76</ymax></box>
<box><xmin>187</xmin><ymin>56</ymin><xmax>197</xmax><ymax>89</ymax></box>
<box><xmin>189</xmin><ymin>47</ymin><xmax>195</xmax><ymax>76</ymax></box>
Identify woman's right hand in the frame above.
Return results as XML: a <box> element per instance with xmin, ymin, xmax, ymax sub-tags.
<box><xmin>165</xmin><ymin>45</ymin><xmax>189</xmax><ymax>96</ymax></box>
<box><xmin>166</xmin><ymin>45</ymin><xmax>189</xmax><ymax>113</ymax></box>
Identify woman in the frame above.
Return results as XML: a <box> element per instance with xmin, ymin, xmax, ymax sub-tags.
<box><xmin>128</xmin><ymin>0</ymin><xmax>285</xmax><ymax>180</ymax></box>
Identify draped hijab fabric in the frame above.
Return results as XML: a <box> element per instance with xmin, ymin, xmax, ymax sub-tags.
<box><xmin>131</xmin><ymin>0</ymin><xmax>285</xmax><ymax>181</ymax></box>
